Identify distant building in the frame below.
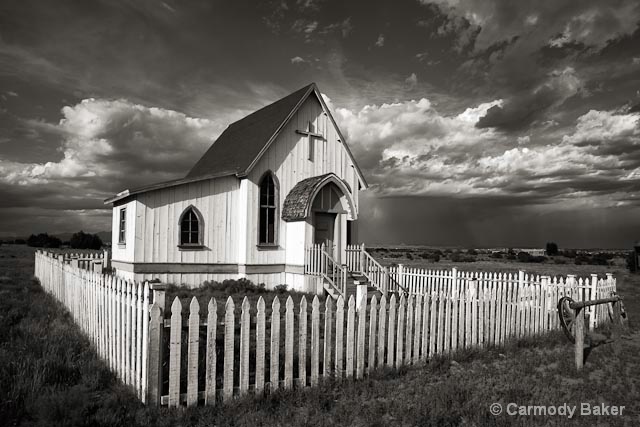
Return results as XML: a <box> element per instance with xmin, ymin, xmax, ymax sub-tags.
<box><xmin>517</xmin><ymin>248</ymin><xmax>546</xmax><ymax>256</ymax></box>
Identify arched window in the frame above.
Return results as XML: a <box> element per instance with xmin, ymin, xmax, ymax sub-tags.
<box><xmin>179</xmin><ymin>206</ymin><xmax>202</xmax><ymax>246</ymax></box>
<box><xmin>259</xmin><ymin>172</ymin><xmax>278</xmax><ymax>245</ymax></box>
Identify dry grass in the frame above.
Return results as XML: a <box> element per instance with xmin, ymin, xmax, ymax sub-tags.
<box><xmin>1</xmin><ymin>243</ymin><xmax>639</xmax><ymax>426</ymax></box>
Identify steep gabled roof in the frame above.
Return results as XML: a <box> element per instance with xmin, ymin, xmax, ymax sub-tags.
<box><xmin>105</xmin><ymin>82</ymin><xmax>367</xmax><ymax>205</ymax></box>
<box><xmin>186</xmin><ymin>83</ymin><xmax>315</xmax><ymax>179</ymax></box>
<box><xmin>186</xmin><ymin>82</ymin><xmax>367</xmax><ymax>187</ymax></box>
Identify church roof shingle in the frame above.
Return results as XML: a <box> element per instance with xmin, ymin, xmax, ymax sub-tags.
<box><xmin>186</xmin><ymin>83</ymin><xmax>315</xmax><ymax>179</ymax></box>
<box><xmin>281</xmin><ymin>173</ymin><xmax>333</xmax><ymax>221</ymax></box>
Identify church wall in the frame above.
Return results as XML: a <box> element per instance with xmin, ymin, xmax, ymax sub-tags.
<box><xmin>132</xmin><ymin>175</ymin><xmax>241</xmax><ymax>265</ymax></box>
<box><xmin>245</xmin><ymin>95</ymin><xmax>362</xmax><ymax>266</ymax></box>
<box><xmin>111</xmin><ymin>199</ymin><xmax>137</xmax><ymax>264</ymax></box>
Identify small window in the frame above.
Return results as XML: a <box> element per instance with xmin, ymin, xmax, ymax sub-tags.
<box><xmin>118</xmin><ymin>208</ymin><xmax>126</xmax><ymax>244</ymax></box>
<box><xmin>259</xmin><ymin>173</ymin><xmax>278</xmax><ymax>245</ymax></box>
<box><xmin>180</xmin><ymin>207</ymin><xmax>201</xmax><ymax>246</ymax></box>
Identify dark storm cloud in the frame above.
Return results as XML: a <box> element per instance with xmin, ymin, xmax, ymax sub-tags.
<box><xmin>0</xmin><ymin>0</ymin><xmax>639</xmax><ymax>247</ymax></box>
<box><xmin>423</xmin><ymin>0</ymin><xmax>640</xmax><ymax>133</ymax></box>
<box><xmin>475</xmin><ymin>68</ymin><xmax>583</xmax><ymax>131</ymax></box>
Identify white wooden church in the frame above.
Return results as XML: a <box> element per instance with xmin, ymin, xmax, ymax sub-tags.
<box><xmin>105</xmin><ymin>83</ymin><xmax>367</xmax><ymax>292</ymax></box>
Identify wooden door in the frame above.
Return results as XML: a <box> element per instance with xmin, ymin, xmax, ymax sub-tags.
<box><xmin>314</xmin><ymin>213</ymin><xmax>336</xmax><ymax>256</ymax></box>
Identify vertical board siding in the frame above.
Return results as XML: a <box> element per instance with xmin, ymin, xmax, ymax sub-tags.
<box><xmin>247</xmin><ymin>95</ymin><xmax>362</xmax><ymax>266</ymax></box>
<box><xmin>134</xmin><ymin>175</ymin><xmax>240</xmax><ymax>265</ymax></box>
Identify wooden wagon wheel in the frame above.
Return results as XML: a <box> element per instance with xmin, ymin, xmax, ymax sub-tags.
<box><xmin>558</xmin><ymin>296</ymin><xmax>577</xmax><ymax>343</ymax></box>
<box><xmin>607</xmin><ymin>294</ymin><xmax>629</xmax><ymax>328</ymax></box>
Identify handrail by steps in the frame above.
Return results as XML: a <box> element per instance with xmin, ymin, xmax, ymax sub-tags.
<box><xmin>361</xmin><ymin>249</ymin><xmax>408</xmax><ymax>295</ymax></box>
<box><xmin>321</xmin><ymin>249</ymin><xmax>347</xmax><ymax>298</ymax></box>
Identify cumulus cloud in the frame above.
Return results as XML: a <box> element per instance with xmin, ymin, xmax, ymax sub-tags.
<box><xmin>334</xmin><ymin>96</ymin><xmax>504</xmax><ymax>177</ymax></box>
<box><xmin>375</xmin><ymin>34</ymin><xmax>385</xmax><ymax>47</ymax></box>
<box><xmin>0</xmin><ymin>98</ymin><xmax>222</xmax><ymax>200</ymax></box>
<box><xmin>335</xmin><ymin>96</ymin><xmax>640</xmax><ymax>206</ymax></box>
<box><xmin>290</xmin><ymin>56</ymin><xmax>307</xmax><ymax>64</ymax></box>
<box><xmin>562</xmin><ymin>109</ymin><xmax>640</xmax><ymax>160</ymax></box>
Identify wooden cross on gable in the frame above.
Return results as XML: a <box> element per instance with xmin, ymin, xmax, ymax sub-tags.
<box><xmin>296</xmin><ymin>121</ymin><xmax>324</xmax><ymax>161</ymax></box>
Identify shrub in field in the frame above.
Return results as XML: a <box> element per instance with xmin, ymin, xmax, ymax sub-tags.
<box><xmin>450</xmin><ymin>253</ymin><xmax>475</xmax><ymax>263</ymax></box>
<box><xmin>70</xmin><ymin>231</ymin><xmax>103</xmax><ymax>249</ymax></box>
<box><xmin>419</xmin><ymin>252</ymin><xmax>440</xmax><ymax>262</ymax></box>
<box><xmin>626</xmin><ymin>251</ymin><xmax>637</xmax><ymax>273</ymax></box>
<box><xmin>490</xmin><ymin>252</ymin><xmax>503</xmax><ymax>259</ymax></box>
<box><xmin>26</xmin><ymin>233</ymin><xmax>61</xmax><ymax>248</ymax></box>
<box><xmin>546</xmin><ymin>242</ymin><xmax>559</xmax><ymax>256</ymax></box>
<box><xmin>274</xmin><ymin>284</ymin><xmax>289</xmax><ymax>293</ymax></box>
<box><xmin>517</xmin><ymin>252</ymin><xmax>547</xmax><ymax>263</ymax></box>
<box><xmin>467</xmin><ymin>248</ymin><xmax>478</xmax><ymax>255</ymax></box>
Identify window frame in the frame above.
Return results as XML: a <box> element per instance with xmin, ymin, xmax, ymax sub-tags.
<box><xmin>118</xmin><ymin>207</ymin><xmax>126</xmax><ymax>246</ymax></box>
<box><xmin>178</xmin><ymin>205</ymin><xmax>204</xmax><ymax>250</ymax></box>
<box><xmin>257</xmin><ymin>171</ymin><xmax>279</xmax><ymax>248</ymax></box>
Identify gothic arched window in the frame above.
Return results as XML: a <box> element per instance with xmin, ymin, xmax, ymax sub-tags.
<box><xmin>258</xmin><ymin>172</ymin><xmax>278</xmax><ymax>245</ymax></box>
<box><xmin>179</xmin><ymin>206</ymin><xmax>203</xmax><ymax>246</ymax></box>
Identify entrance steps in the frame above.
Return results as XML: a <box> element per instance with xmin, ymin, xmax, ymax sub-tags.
<box><xmin>322</xmin><ymin>272</ymin><xmax>381</xmax><ymax>301</ymax></box>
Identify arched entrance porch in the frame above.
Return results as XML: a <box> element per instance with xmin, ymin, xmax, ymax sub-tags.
<box><xmin>282</xmin><ymin>173</ymin><xmax>357</xmax><ymax>263</ymax></box>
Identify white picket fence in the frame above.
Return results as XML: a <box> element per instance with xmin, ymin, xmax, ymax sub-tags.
<box><xmin>42</xmin><ymin>249</ymin><xmax>110</xmax><ymax>271</ymax></box>
<box><xmin>156</xmin><ymin>269</ymin><xmax>618</xmax><ymax>407</ymax></box>
<box><xmin>35</xmin><ymin>249</ymin><xmax>619</xmax><ymax>409</ymax></box>
<box><xmin>34</xmin><ymin>250</ymin><xmax>152</xmax><ymax>402</ymax></box>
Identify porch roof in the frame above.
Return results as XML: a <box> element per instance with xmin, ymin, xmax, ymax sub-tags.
<box><xmin>282</xmin><ymin>174</ymin><xmax>332</xmax><ymax>221</ymax></box>
<box><xmin>282</xmin><ymin>173</ymin><xmax>356</xmax><ymax>221</ymax></box>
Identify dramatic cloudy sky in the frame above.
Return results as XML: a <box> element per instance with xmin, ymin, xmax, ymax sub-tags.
<box><xmin>1</xmin><ymin>0</ymin><xmax>640</xmax><ymax>248</ymax></box>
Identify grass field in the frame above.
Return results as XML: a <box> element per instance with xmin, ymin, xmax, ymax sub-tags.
<box><xmin>1</xmin><ymin>243</ymin><xmax>639</xmax><ymax>426</ymax></box>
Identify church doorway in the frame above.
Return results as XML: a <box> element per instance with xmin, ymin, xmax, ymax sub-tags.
<box><xmin>314</xmin><ymin>212</ymin><xmax>336</xmax><ymax>256</ymax></box>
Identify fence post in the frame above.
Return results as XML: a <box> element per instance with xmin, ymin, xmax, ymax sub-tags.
<box><xmin>518</xmin><ymin>270</ymin><xmax>525</xmax><ymax>287</ymax></box>
<box><xmin>103</xmin><ymin>249</ymin><xmax>110</xmax><ymax>269</ymax></box>
<box><xmin>541</xmin><ymin>276</ymin><xmax>549</xmax><ymax>331</ymax></box>
<box><xmin>398</xmin><ymin>264</ymin><xmax>404</xmax><ymax>291</ymax></box>
<box><xmin>451</xmin><ymin>267</ymin><xmax>458</xmax><ymax>296</ymax></box>
<box><xmin>355</xmin><ymin>281</ymin><xmax>367</xmax><ymax>312</ymax></box>
<box><xmin>360</xmin><ymin>243</ymin><xmax>366</xmax><ymax>274</ymax></box>
<box><xmin>342</xmin><ymin>265</ymin><xmax>348</xmax><ymax>296</ymax></box>
<box><xmin>574</xmin><ymin>307</ymin><xmax>585</xmax><ymax>371</ymax></box>
<box><xmin>146</xmin><ymin>302</ymin><xmax>164</xmax><ymax>406</ymax></box>
<box><xmin>589</xmin><ymin>274</ymin><xmax>598</xmax><ymax>331</ymax></box>
<box><xmin>383</xmin><ymin>267</ymin><xmax>389</xmax><ymax>297</ymax></box>
<box><xmin>151</xmin><ymin>283</ymin><xmax>168</xmax><ymax>312</ymax></box>
<box><xmin>145</xmin><ymin>283</ymin><xmax>166</xmax><ymax>406</ymax></box>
